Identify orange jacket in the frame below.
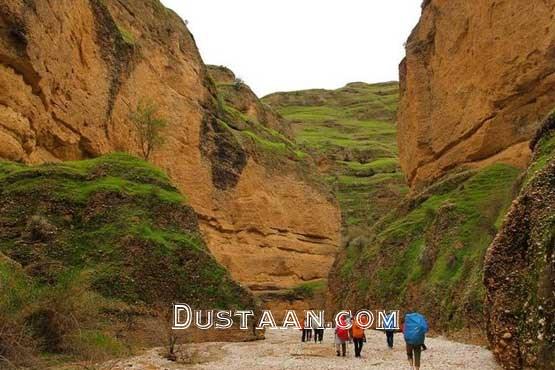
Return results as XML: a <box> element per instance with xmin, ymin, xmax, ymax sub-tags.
<box><xmin>352</xmin><ymin>323</ymin><xmax>365</xmax><ymax>339</ymax></box>
<box><xmin>352</xmin><ymin>315</ymin><xmax>369</xmax><ymax>339</ymax></box>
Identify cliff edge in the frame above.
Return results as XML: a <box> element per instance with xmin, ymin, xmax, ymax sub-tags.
<box><xmin>398</xmin><ymin>0</ymin><xmax>555</xmax><ymax>188</ymax></box>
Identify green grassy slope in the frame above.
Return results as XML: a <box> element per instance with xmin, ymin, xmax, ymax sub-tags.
<box><xmin>263</xmin><ymin>82</ymin><xmax>407</xmax><ymax>228</ymax></box>
<box><xmin>329</xmin><ymin>163</ymin><xmax>522</xmax><ymax>336</ymax></box>
<box><xmin>208</xmin><ymin>65</ymin><xmax>305</xmax><ymax>164</ymax></box>
<box><xmin>0</xmin><ymin>153</ymin><xmax>253</xmax><ymax>367</ymax></box>
<box><xmin>264</xmin><ymin>81</ymin><xmax>526</xmax><ymax>338</ymax></box>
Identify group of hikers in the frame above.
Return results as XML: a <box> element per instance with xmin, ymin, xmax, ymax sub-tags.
<box><xmin>300</xmin><ymin>311</ymin><xmax>429</xmax><ymax>370</ymax></box>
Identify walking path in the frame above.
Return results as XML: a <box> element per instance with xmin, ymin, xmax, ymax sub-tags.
<box><xmin>103</xmin><ymin>328</ymin><xmax>500</xmax><ymax>369</ymax></box>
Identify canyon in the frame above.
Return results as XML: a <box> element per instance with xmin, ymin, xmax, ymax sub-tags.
<box><xmin>0</xmin><ymin>0</ymin><xmax>554</xmax><ymax>369</ymax></box>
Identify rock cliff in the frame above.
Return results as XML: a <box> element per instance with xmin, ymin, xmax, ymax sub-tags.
<box><xmin>398</xmin><ymin>1</ymin><xmax>555</xmax><ymax>366</ymax></box>
<box><xmin>0</xmin><ymin>0</ymin><xmax>340</xmax><ymax>295</ymax></box>
<box><xmin>398</xmin><ymin>0</ymin><xmax>555</xmax><ymax>188</ymax></box>
<box><xmin>484</xmin><ymin>115</ymin><xmax>555</xmax><ymax>370</ymax></box>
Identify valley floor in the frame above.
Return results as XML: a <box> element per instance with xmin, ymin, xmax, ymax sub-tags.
<box><xmin>102</xmin><ymin>329</ymin><xmax>500</xmax><ymax>370</ymax></box>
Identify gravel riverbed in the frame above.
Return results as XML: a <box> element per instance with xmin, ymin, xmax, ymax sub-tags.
<box><xmin>103</xmin><ymin>328</ymin><xmax>500</xmax><ymax>370</ymax></box>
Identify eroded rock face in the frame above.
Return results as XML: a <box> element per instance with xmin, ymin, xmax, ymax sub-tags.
<box><xmin>484</xmin><ymin>123</ymin><xmax>555</xmax><ymax>370</ymax></box>
<box><xmin>0</xmin><ymin>0</ymin><xmax>340</xmax><ymax>295</ymax></box>
<box><xmin>398</xmin><ymin>0</ymin><xmax>555</xmax><ymax>188</ymax></box>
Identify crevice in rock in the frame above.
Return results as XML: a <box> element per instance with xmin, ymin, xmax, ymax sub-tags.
<box><xmin>199</xmin><ymin>113</ymin><xmax>248</xmax><ymax>191</ymax></box>
<box><xmin>273</xmin><ymin>244</ymin><xmax>335</xmax><ymax>256</ymax></box>
<box><xmin>89</xmin><ymin>0</ymin><xmax>137</xmax><ymax>120</ymax></box>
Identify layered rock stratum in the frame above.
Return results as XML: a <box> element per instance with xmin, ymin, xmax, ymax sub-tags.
<box><xmin>398</xmin><ymin>0</ymin><xmax>555</xmax><ymax>188</ymax></box>
<box><xmin>0</xmin><ymin>0</ymin><xmax>340</xmax><ymax>295</ymax></box>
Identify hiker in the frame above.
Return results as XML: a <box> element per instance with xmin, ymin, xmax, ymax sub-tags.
<box><xmin>403</xmin><ymin>311</ymin><xmax>429</xmax><ymax>370</ymax></box>
<box><xmin>351</xmin><ymin>312</ymin><xmax>369</xmax><ymax>358</ymax></box>
<box><xmin>384</xmin><ymin>311</ymin><xmax>397</xmax><ymax>349</ymax></box>
<box><xmin>334</xmin><ymin>315</ymin><xmax>351</xmax><ymax>357</ymax></box>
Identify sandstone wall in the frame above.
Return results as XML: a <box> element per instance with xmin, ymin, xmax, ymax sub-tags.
<box><xmin>0</xmin><ymin>0</ymin><xmax>340</xmax><ymax>295</ymax></box>
<box><xmin>398</xmin><ymin>0</ymin><xmax>555</xmax><ymax>188</ymax></box>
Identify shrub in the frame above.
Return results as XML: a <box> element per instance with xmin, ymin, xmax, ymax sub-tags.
<box><xmin>233</xmin><ymin>78</ymin><xmax>245</xmax><ymax>90</ymax></box>
<box><xmin>129</xmin><ymin>99</ymin><xmax>168</xmax><ymax>160</ymax></box>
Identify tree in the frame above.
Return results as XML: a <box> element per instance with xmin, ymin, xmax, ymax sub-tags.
<box><xmin>129</xmin><ymin>99</ymin><xmax>167</xmax><ymax>160</ymax></box>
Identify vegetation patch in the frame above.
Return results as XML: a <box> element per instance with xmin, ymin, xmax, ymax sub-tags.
<box><xmin>264</xmin><ymin>82</ymin><xmax>407</xmax><ymax>228</ymax></box>
<box><xmin>330</xmin><ymin>163</ymin><xmax>522</xmax><ymax>334</ymax></box>
<box><xmin>117</xmin><ymin>25</ymin><xmax>135</xmax><ymax>45</ymax></box>
<box><xmin>0</xmin><ymin>153</ymin><xmax>254</xmax><ymax>368</ymax></box>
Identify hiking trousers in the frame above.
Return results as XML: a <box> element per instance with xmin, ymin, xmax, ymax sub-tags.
<box><xmin>406</xmin><ymin>343</ymin><xmax>422</xmax><ymax>367</ymax></box>
<box><xmin>301</xmin><ymin>328</ymin><xmax>311</xmax><ymax>342</ymax></box>
<box><xmin>314</xmin><ymin>328</ymin><xmax>324</xmax><ymax>342</ymax></box>
<box><xmin>386</xmin><ymin>330</ymin><xmax>394</xmax><ymax>348</ymax></box>
<box><xmin>353</xmin><ymin>338</ymin><xmax>364</xmax><ymax>357</ymax></box>
<box><xmin>336</xmin><ymin>342</ymin><xmax>346</xmax><ymax>356</ymax></box>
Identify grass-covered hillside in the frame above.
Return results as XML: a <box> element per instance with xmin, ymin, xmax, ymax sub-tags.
<box><xmin>0</xmin><ymin>153</ymin><xmax>254</xmax><ymax>368</ymax></box>
<box><xmin>264</xmin><ymin>81</ymin><xmax>526</xmax><ymax>339</ymax></box>
<box><xmin>207</xmin><ymin>65</ymin><xmax>307</xmax><ymax>166</ymax></box>
<box><xmin>329</xmin><ymin>163</ymin><xmax>522</xmax><ymax>338</ymax></box>
<box><xmin>263</xmin><ymin>82</ymin><xmax>407</xmax><ymax>229</ymax></box>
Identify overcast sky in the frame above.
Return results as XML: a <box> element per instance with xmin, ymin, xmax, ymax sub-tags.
<box><xmin>160</xmin><ymin>1</ymin><xmax>422</xmax><ymax>97</ymax></box>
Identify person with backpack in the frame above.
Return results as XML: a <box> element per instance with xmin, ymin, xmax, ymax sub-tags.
<box><xmin>351</xmin><ymin>312</ymin><xmax>369</xmax><ymax>358</ymax></box>
<box><xmin>334</xmin><ymin>315</ymin><xmax>351</xmax><ymax>357</ymax></box>
<box><xmin>402</xmin><ymin>311</ymin><xmax>429</xmax><ymax>370</ymax></box>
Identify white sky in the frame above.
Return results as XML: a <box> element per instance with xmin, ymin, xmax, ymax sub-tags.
<box><xmin>160</xmin><ymin>0</ymin><xmax>422</xmax><ymax>97</ymax></box>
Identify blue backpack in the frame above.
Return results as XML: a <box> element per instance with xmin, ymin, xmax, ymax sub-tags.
<box><xmin>403</xmin><ymin>313</ymin><xmax>428</xmax><ymax>345</ymax></box>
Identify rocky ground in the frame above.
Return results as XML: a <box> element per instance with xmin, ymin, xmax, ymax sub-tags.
<box><xmin>102</xmin><ymin>329</ymin><xmax>500</xmax><ymax>370</ymax></box>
